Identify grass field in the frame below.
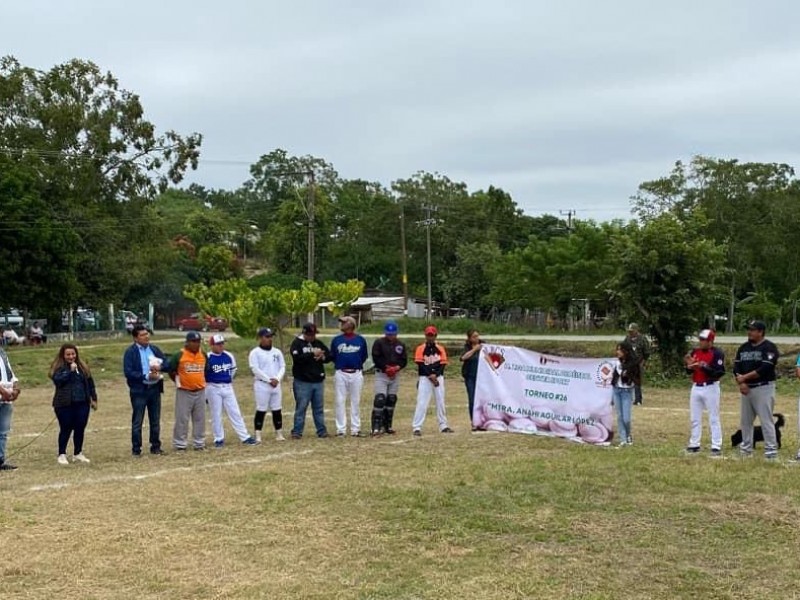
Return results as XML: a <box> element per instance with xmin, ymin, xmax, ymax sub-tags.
<box><xmin>1</xmin><ymin>338</ymin><xmax>800</xmax><ymax>599</ymax></box>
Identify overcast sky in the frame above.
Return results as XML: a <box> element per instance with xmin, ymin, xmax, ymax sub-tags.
<box><xmin>5</xmin><ymin>0</ymin><xmax>800</xmax><ymax>222</ymax></box>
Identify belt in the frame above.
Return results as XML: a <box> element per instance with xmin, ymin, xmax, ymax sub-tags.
<box><xmin>693</xmin><ymin>381</ymin><xmax>718</xmax><ymax>387</ymax></box>
<box><xmin>747</xmin><ymin>381</ymin><xmax>773</xmax><ymax>388</ymax></box>
<box><xmin>340</xmin><ymin>369</ymin><xmax>361</xmax><ymax>373</ymax></box>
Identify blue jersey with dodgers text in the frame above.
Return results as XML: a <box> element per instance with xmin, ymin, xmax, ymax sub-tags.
<box><xmin>330</xmin><ymin>333</ymin><xmax>369</xmax><ymax>371</ymax></box>
<box><xmin>206</xmin><ymin>350</ymin><xmax>237</xmax><ymax>384</ymax></box>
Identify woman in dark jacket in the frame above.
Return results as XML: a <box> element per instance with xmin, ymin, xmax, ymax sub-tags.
<box><xmin>611</xmin><ymin>343</ymin><xmax>641</xmax><ymax>447</ymax></box>
<box><xmin>50</xmin><ymin>344</ymin><xmax>97</xmax><ymax>465</ymax></box>
<box><xmin>460</xmin><ymin>329</ymin><xmax>483</xmax><ymax>431</ymax></box>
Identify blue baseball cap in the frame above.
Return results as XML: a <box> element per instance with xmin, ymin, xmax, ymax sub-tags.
<box><xmin>257</xmin><ymin>327</ymin><xmax>274</xmax><ymax>337</ymax></box>
<box><xmin>384</xmin><ymin>322</ymin><xmax>398</xmax><ymax>335</ymax></box>
<box><xmin>185</xmin><ymin>331</ymin><xmax>202</xmax><ymax>342</ymax></box>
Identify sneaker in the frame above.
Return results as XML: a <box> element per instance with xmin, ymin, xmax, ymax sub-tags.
<box><xmin>290</xmin><ymin>433</ymin><xmax>302</xmax><ymax>440</ymax></box>
<box><xmin>242</xmin><ymin>437</ymin><xmax>258</xmax><ymax>446</ymax></box>
<box><xmin>738</xmin><ymin>450</ymin><xmax>753</xmax><ymax>459</ymax></box>
<box><xmin>131</xmin><ymin>451</ymin><xmax>142</xmax><ymax>458</ymax></box>
<box><xmin>685</xmin><ymin>446</ymin><xmax>700</xmax><ymax>454</ymax></box>
<box><xmin>441</xmin><ymin>427</ymin><xmax>454</xmax><ymax>433</ymax></box>
<box><xmin>57</xmin><ymin>454</ymin><xmax>69</xmax><ymax>465</ymax></box>
<box><xmin>73</xmin><ymin>453</ymin><xmax>91</xmax><ymax>463</ymax></box>
<box><xmin>193</xmin><ymin>446</ymin><xmax>205</xmax><ymax>451</ymax></box>
<box><xmin>795</xmin><ymin>452</ymin><xmax>800</xmax><ymax>462</ymax></box>
<box><xmin>710</xmin><ymin>448</ymin><xmax>722</xmax><ymax>458</ymax></box>
<box><xmin>371</xmin><ymin>430</ymin><xmax>383</xmax><ymax>437</ymax></box>
<box><xmin>617</xmin><ymin>441</ymin><xmax>629</xmax><ymax>448</ymax></box>
<box><xmin>384</xmin><ymin>428</ymin><xmax>396</xmax><ymax>435</ymax></box>
<box><xmin>275</xmin><ymin>431</ymin><xmax>286</xmax><ymax>442</ymax></box>
<box><xmin>214</xmin><ymin>440</ymin><xmax>225</xmax><ymax>448</ymax></box>
<box><xmin>626</xmin><ymin>436</ymin><xmax>633</xmax><ymax>445</ymax></box>
<box><xmin>351</xmin><ymin>432</ymin><xmax>363</xmax><ymax>438</ymax></box>
<box><xmin>0</xmin><ymin>461</ymin><xmax>18</xmax><ymax>470</ymax></box>
<box><xmin>254</xmin><ymin>431</ymin><xmax>262</xmax><ymax>444</ymax></box>
<box><xmin>150</xmin><ymin>448</ymin><xmax>165</xmax><ymax>455</ymax></box>
<box><xmin>413</xmin><ymin>430</ymin><xmax>422</xmax><ymax>437</ymax></box>
<box><xmin>336</xmin><ymin>432</ymin><xmax>345</xmax><ymax>438</ymax></box>
<box><xmin>765</xmin><ymin>453</ymin><xmax>778</xmax><ymax>461</ymax></box>
<box><xmin>317</xmin><ymin>432</ymin><xmax>329</xmax><ymax>439</ymax></box>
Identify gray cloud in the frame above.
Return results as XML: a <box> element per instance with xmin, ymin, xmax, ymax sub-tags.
<box><xmin>4</xmin><ymin>0</ymin><xmax>800</xmax><ymax>221</ymax></box>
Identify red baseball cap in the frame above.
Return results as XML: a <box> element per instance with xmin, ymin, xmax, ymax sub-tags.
<box><xmin>698</xmin><ymin>329</ymin><xmax>715</xmax><ymax>342</ymax></box>
<box><xmin>424</xmin><ymin>325</ymin><xmax>438</xmax><ymax>336</ymax></box>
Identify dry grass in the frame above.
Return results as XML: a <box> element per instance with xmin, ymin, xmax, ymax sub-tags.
<box><xmin>1</xmin><ymin>340</ymin><xmax>800</xmax><ymax>599</ymax></box>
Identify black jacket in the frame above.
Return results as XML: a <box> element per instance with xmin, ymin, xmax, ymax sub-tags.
<box><xmin>52</xmin><ymin>366</ymin><xmax>97</xmax><ymax>408</ymax></box>
<box><xmin>290</xmin><ymin>335</ymin><xmax>331</xmax><ymax>383</ymax></box>
<box><xmin>371</xmin><ymin>337</ymin><xmax>408</xmax><ymax>372</ymax></box>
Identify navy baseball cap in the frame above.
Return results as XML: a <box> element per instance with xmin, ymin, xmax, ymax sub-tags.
<box><xmin>384</xmin><ymin>322</ymin><xmax>398</xmax><ymax>335</ymax></box>
<box><xmin>185</xmin><ymin>331</ymin><xmax>202</xmax><ymax>341</ymax></box>
<box><xmin>747</xmin><ymin>320</ymin><xmax>766</xmax><ymax>332</ymax></box>
<box><xmin>302</xmin><ymin>322</ymin><xmax>317</xmax><ymax>334</ymax></box>
<box><xmin>257</xmin><ymin>327</ymin><xmax>274</xmax><ymax>337</ymax></box>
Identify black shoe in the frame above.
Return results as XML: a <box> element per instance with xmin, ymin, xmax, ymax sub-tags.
<box><xmin>413</xmin><ymin>430</ymin><xmax>422</xmax><ymax>437</ymax></box>
<box><xmin>384</xmin><ymin>428</ymin><xmax>396</xmax><ymax>435</ymax></box>
<box><xmin>441</xmin><ymin>427</ymin><xmax>454</xmax><ymax>433</ymax></box>
<box><xmin>317</xmin><ymin>432</ymin><xmax>329</xmax><ymax>438</ymax></box>
<box><xmin>0</xmin><ymin>461</ymin><xmax>18</xmax><ymax>470</ymax></box>
<box><xmin>150</xmin><ymin>448</ymin><xmax>165</xmax><ymax>455</ymax></box>
<box><xmin>132</xmin><ymin>450</ymin><xmax>142</xmax><ymax>457</ymax></box>
<box><xmin>685</xmin><ymin>446</ymin><xmax>700</xmax><ymax>454</ymax></box>
<box><xmin>633</xmin><ymin>401</ymin><xmax>642</xmax><ymax>406</ymax></box>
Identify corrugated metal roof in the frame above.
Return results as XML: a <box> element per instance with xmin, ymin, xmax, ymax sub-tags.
<box><xmin>318</xmin><ymin>296</ymin><xmax>404</xmax><ymax>308</ymax></box>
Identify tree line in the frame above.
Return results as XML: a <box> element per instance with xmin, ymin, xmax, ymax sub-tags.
<box><xmin>3</xmin><ymin>56</ymin><xmax>800</xmax><ymax>369</ymax></box>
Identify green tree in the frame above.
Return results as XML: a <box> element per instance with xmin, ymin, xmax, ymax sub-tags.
<box><xmin>196</xmin><ymin>245</ymin><xmax>241</xmax><ymax>284</ymax></box>
<box><xmin>605</xmin><ymin>212</ymin><xmax>728</xmax><ymax>372</ymax></box>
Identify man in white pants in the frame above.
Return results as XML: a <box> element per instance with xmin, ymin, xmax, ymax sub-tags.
<box><xmin>330</xmin><ymin>316</ymin><xmax>369</xmax><ymax>437</ymax></box>
<box><xmin>683</xmin><ymin>329</ymin><xmax>725</xmax><ymax>456</ymax></box>
<box><xmin>205</xmin><ymin>334</ymin><xmax>258</xmax><ymax>447</ymax></box>
<box><xmin>412</xmin><ymin>325</ymin><xmax>453</xmax><ymax>436</ymax></box>
<box><xmin>249</xmin><ymin>327</ymin><xmax>286</xmax><ymax>442</ymax></box>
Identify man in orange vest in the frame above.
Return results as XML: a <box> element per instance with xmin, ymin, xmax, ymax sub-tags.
<box><xmin>167</xmin><ymin>331</ymin><xmax>207</xmax><ymax>451</ymax></box>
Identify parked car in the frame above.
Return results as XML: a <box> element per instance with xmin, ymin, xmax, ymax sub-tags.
<box><xmin>176</xmin><ymin>313</ymin><xmax>227</xmax><ymax>332</ymax></box>
<box><xmin>61</xmin><ymin>308</ymin><xmax>97</xmax><ymax>331</ymax></box>
<box><xmin>1</xmin><ymin>309</ymin><xmax>24</xmax><ymax>327</ymax></box>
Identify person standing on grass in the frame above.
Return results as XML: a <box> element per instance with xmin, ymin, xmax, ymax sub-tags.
<box><xmin>623</xmin><ymin>323</ymin><xmax>650</xmax><ymax>405</ymax></box>
<box><xmin>205</xmin><ymin>334</ymin><xmax>258</xmax><ymax>448</ymax></box>
<box><xmin>330</xmin><ymin>316</ymin><xmax>369</xmax><ymax>437</ymax></box>
<box><xmin>612</xmin><ymin>342</ymin><xmax>640</xmax><ymax>447</ymax></box>
<box><xmin>733</xmin><ymin>320</ymin><xmax>780</xmax><ymax>460</ymax></box>
<box><xmin>683</xmin><ymin>329</ymin><xmax>725</xmax><ymax>457</ymax></box>
<box><xmin>166</xmin><ymin>331</ymin><xmax>208</xmax><ymax>451</ymax></box>
<box><xmin>289</xmin><ymin>322</ymin><xmax>331</xmax><ymax>439</ymax></box>
<box><xmin>411</xmin><ymin>325</ymin><xmax>453</xmax><ymax>436</ymax></box>
<box><xmin>460</xmin><ymin>329</ymin><xmax>483</xmax><ymax>431</ymax></box>
<box><xmin>370</xmin><ymin>321</ymin><xmax>408</xmax><ymax>436</ymax></box>
<box><xmin>0</xmin><ymin>346</ymin><xmax>20</xmax><ymax>470</ymax></box>
<box><xmin>122</xmin><ymin>324</ymin><xmax>167</xmax><ymax>456</ymax></box>
<box><xmin>249</xmin><ymin>327</ymin><xmax>286</xmax><ymax>443</ymax></box>
<box><xmin>50</xmin><ymin>344</ymin><xmax>98</xmax><ymax>465</ymax></box>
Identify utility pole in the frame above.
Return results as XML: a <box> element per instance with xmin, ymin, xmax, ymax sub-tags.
<box><xmin>399</xmin><ymin>206</ymin><xmax>408</xmax><ymax>315</ymax></box>
<box><xmin>417</xmin><ymin>204</ymin><xmax>439</xmax><ymax>320</ymax></box>
<box><xmin>306</xmin><ymin>171</ymin><xmax>316</xmax><ymax>324</ymax></box>
<box><xmin>560</xmin><ymin>209</ymin><xmax>575</xmax><ymax>233</ymax></box>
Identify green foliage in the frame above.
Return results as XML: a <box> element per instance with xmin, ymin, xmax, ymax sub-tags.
<box><xmin>196</xmin><ymin>245</ymin><xmax>241</xmax><ymax>284</ymax></box>
<box><xmin>321</xmin><ymin>279</ymin><xmax>365</xmax><ymax>317</ymax></box>
<box><xmin>605</xmin><ymin>212</ymin><xmax>728</xmax><ymax>372</ymax></box>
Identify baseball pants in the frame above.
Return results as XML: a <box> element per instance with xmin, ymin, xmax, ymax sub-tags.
<box><xmin>688</xmin><ymin>382</ymin><xmax>722</xmax><ymax>450</ymax></box>
<box><xmin>334</xmin><ymin>370</ymin><xmax>363</xmax><ymax>434</ymax></box>
<box><xmin>173</xmin><ymin>388</ymin><xmax>206</xmax><ymax>449</ymax></box>
<box><xmin>374</xmin><ymin>370</ymin><xmax>399</xmax><ymax>397</ymax></box>
<box><xmin>412</xmin><ymin>376</ymin><xmax>449</xmax><ymax>432</ymax></box>
<box><xmin>739</xmin><ymin>383</ymin><xmax>777</xmax><ymax>457</ymax></box>
<box><xmin>254</xmin><ymin>380</ymin><xmax>283</xmax><ymax>412</ymax></box>
<box><xmin>206</xmin><ymin>383</ymin><xmax>250</xmax><ymax>442</ymax></box>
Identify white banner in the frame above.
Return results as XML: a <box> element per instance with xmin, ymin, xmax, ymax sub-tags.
<box><xmin>472</xmin><ymin>345</ymin><xmax>615</xmax><ymax>445</ymax></box>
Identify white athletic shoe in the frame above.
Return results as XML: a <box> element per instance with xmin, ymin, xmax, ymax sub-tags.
<box><xmin>255</xmin><ymin>431</ymin><xmax>262</xmax><ymax>443</ymax></box>
<box><xmin>57</xmin><ymin>454</ymin><xmax>69</xmax><ymax>465</ymax></box>
<box><xmin>275</xmin><ymin>430</ymin><xmax>285</xmax><ymax>442</ymax></box>
<box><xmin>73</xmin><ymin>453</ymin><xmax>91</xmax><ymax>463</ymax></box>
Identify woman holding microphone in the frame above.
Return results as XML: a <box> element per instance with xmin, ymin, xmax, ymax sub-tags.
<box><xmin>50</xmin><ymin>344</ymin><xmax>98</xmax><ymax>465</ymax></box>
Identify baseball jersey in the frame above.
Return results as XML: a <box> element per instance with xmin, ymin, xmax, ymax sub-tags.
<box><xmin>206</xmin><ymin>350</ymin><xmax>237</xmax><ymax>384</ymax></box>
<box><xmin>249</xmin><ymin>345</ymin><xmax>286</xmax><ymax>383</ymax></box>
<box><xmin>733</xmin><ymin>340</ymin><xmax>779</xmax><ymax>384</ymax></box>
<box><xmin>330</xmin><ymin>333</ymin><xmax>369</xmax><ymax>370</ymax></box>
<box><xmin>414</xmin><ymin>342</ymin><xmax>448</xmax><ymax>377</ymax></box>
<box><xmin>687</xmin><ymin>347</ymin><xmax>725</xmax><ymax>384</ymax></box>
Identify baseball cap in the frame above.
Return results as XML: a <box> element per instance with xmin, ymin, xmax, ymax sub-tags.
<box><xmin>257</xmin><ymin>327</ymin><xmax>274</xmax><ymax>337</ymax></box>
<box><xmin>338</xmin><ymin>316</ymin><xmax>356</xmax><ymax>328</ymax></box>
<box><xmin>384</xmin><ymin>321</ymin><xmax>398</xmax><ymax>335</ymax></box>
<box><xmin>185</xmin><ymin>331</ymin><xmax>202</xmax><ymax>342</ymax></box>
<box><xmin>698</xmin><ymin>329</ymin><xmax>715</xmax><ymax>342</ymax></box>
<box><xmin>302</xmin><ymin>322</ymin><xmax>317</xmax><ymax>334</ymax></box>
<box><xmin>424</xmin><ymin>325</ymin><xmax>438</xmax><ymax>336</ymax></box>
<box><xmin>747</xmin><ymin>320</ymin><xmax>766</xmax><ymax>332</ymax></box>
<box><xmin>209</xmin><ymin>334</ymin><xmax>225</xmax><ymax>345</ymax></box>
<box><xmin>627</xmin><ymin>322</ymin><xmax>639</xmax><ymax>331</ymax></box>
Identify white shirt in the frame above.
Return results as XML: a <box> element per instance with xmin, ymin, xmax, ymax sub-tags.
<box><xmin>248</xmin><ymin>345</ymin><xmax>286</xmax><ymax>383</ymax></box>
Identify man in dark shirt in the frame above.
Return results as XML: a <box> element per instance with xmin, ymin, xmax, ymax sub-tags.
<box><xmin>733</xmin><ymin>320</ymin><xmax>780</xmax><ymax>459</ymax></box>
<box><xmin>623</xmin><ymin>323</ymin><xmax>651</xmax><ymax>405</ymax></box>
<box><xmin>289</xmin><ymin>322</ymin><xmax>331</xmax><ymax>439</ymax></box>
<box><xmin>370</xmin><ymin>321</ymin><xmax>408</xmax><ymax>436</ymax></box>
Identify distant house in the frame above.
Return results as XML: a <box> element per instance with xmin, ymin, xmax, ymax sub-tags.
<box><xmin>317</xmin><ymin>296</ymin><xmax>406</xmax><ymax>326</ymax></box>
